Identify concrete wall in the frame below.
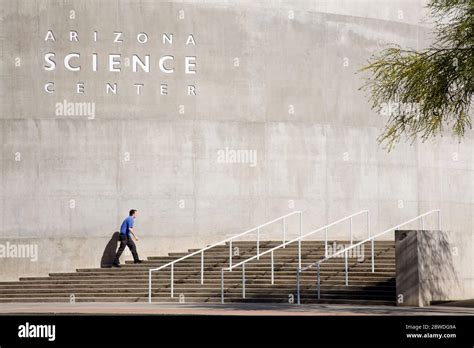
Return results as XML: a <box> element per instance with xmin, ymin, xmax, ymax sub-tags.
<box><xmin>0</xmin><ymin>0</ymin><xmax>472</xmax><ymax>299</ymax></box>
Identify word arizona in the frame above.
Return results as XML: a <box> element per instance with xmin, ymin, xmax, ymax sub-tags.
<box><xmin>18</xmin><ymin>322</ymin><xmax>56</xmax><ymax>341</ymax></box>
<box><xmin>45</xmin><ymin>30</ymin><xmax>196</xmax><ymax>45</ymax></box>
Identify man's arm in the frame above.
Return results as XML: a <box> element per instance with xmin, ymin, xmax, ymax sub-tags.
<box><xmin>129</xmin><ymin>228</ymin><xmax>139</xmax><ymax>241</ymax></box>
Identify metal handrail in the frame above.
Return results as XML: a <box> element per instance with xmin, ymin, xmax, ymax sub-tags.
<box><xmin>220</xmin><ymin>210</ymin><xmax>370</xmax><ymax>303</ymax></box>
<box><xmin>296</xmin><ymin>209</ymin><xmax>441</xmax><ymax>304</ymax></box>
<box><xmin>148</xmin><ymin>210</ymin><xmax>303</xmax><ymax>303</ymax></box>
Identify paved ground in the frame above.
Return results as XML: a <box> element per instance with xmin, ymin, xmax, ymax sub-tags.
<box><xmin>0</xmin><ymin>302</ymin><xmax>473</xmax><ymax>316</ymax></box>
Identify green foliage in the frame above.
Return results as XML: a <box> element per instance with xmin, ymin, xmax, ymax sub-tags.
<box><xmin>360</xmin><ymin>0</ymin><xmax>473</xmax><ymax>150</ymax></box>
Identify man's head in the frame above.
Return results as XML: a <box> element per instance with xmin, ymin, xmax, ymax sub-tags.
<box><xmin>129</xmin><ymin>209</ymin><xmax>137</xmax><ymax>218</ymax></box>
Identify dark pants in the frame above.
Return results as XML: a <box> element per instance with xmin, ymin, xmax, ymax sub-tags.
<box><xmin>114</xmin><ymin>233</ymin><xmax>139</xmax><ymax>264</ymax></box>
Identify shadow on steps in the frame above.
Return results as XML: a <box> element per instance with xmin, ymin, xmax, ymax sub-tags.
<box><xmin>101</xmin><ymin>232</ymin><xmax>120</xmax><ymax>268</ymax></box>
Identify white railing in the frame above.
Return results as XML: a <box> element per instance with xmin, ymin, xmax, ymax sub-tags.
<box><xmin>220</xmin><ymin>210</ymin><xmax>370</xmax><ymax>303</ymax></box>
<box><xmin>295</xmin><ymin>209</ymin><xmax>441</xmax><ymax>304</ymax></box>
<box><xmin>148</xmin><ymin>211</ymin><xmax>303</xmax><ymax>303</ymax></box>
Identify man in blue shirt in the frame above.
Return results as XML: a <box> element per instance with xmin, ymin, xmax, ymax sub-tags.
<box><xmin>113</xmin><ymin>209</ymin><xmax>142</xmax><ymax>267</ymax></box>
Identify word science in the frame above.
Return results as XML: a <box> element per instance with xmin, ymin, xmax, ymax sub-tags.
<box><xmin>42</xmin><ymin>30</ymin><xmax>198</xmax><ymax>96</ymax></box>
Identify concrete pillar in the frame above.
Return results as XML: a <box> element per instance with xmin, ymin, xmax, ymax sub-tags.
<box><xmin>395</xmin><ymin>230</ymin><xmax>460</xmax><ymax>307</ymax></box>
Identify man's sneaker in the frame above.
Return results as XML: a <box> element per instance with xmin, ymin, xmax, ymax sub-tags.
<box><xmin>134</xmin><ymin>260</ymin><xmax>143</xmax><ymax>264</ymax></box>
<box><xmin>112</xmin><ymin>263</ymin><xmax>121</xmax><ymax>268</ymax></box>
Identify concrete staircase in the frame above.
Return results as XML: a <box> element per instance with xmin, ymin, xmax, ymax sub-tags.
<box><xmin>0</xmin><ymin>240</ymin><xmax>396</xmax><ymax>305</ymax></box>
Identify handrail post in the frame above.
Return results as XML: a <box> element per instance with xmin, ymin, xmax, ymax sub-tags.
<box><xmin>148</xmin><ymin>269</ymin><xmax>152</xmax><ymax>303</ymax></box>
<box><xmin>317</xmin><ymin>263</ymin><xmax>321</xmax><ymax>300</ymax></box>
<box><xmin>171</xmin><ymin>264</ymin><xmax>174</xmax><ymax>298</ymax></box>
<box><xmin>201</xmin><ymin>251</ymin><xmax>204</xmax><ymax>284</ymax></box>
<box><xmin>229</xmin><ymin>240</ymin><xmax>233</xmax><ymax>271</ymax></box>
<box><xmin>271</xmin><ymin>250</ymin><xmax>274</xmax><ymax>285</ymax></box>
<box><xmin>367</xmin><ymin>210</ymin><xmax>370</xmax><ymax>238</ymax></box>
<box><xmin>296</xmin><ymin>269</ymin><xmax>301</xmax><ymax>305</ymax></box>
<box><xmin>438</xmin><ymin>210</ymin><xmax>441</xmax><ymax>230</ymax></box>
<box><xmin>242</xmin><ymin>264</ymin><xmax>246</xmax><ymax>299</ymax></box>
<box><xmin>325</xmin><ymin>228</ymin><xmax>328</xmax><ymax>258</ymax></box>
<box><xmin>299</xmin><ymin>211</ymin><xmax>302</xmax><ymax>238</ymax></box>
<box><xmin>298</xmin><ymin>239</ymin><xmax>301</xmax><ymax>270</ymax></box>
<box><xmin>350</xmin><ymin>217</ymin><xmax>353</xmax><ymax>245</ymax></box>
<box><xmin>221</xmin><ymin>269</ymin><xmax>224</xmax><ymax>304</ymax></box>
<box><xmin>371</xmin><ymin>239</ymin><xmax>375</xmax><ymax>273</ymax></box>
<box><xmin>344</xmin><ymin>250</ymin><xmax>348</xmax><ymax>286</ymax></box>
<box><xmin>257</xmin><ymin>228</ymin><xmax>260</xmax><ymax>260</ymax></box>
<box><xmin>283</xmin><ymin>217</ymin><xmax>286</xmax><ymax>248</ymax></box>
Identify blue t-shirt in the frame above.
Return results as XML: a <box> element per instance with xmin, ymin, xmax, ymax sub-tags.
<box><xmin>120</xmin><ymin>216</ymin><xmax>134</xmax><ymax>235</ymax></box>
